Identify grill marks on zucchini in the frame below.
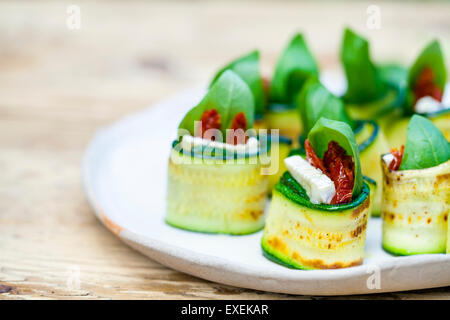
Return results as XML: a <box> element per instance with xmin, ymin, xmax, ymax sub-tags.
<box><xmin>262</xmin><ymin>189</ymin><xmax>370</xmax><ymax>269</ymax></box>
<box><xmin>381</xmin><ymin>160</ymin><xmax>450</xmax><ymax>255</ymax></box>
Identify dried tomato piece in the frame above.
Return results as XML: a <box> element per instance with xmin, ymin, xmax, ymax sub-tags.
<box><xmin>323</xmin><ymin>141</ymin><xmax>354</xmax><ymax>204</ymax></box>
<box><xmin>198</xmin><ymin>109</ymin><xmax>221</xmax><ymax>140</ymax></box>
<box><xmin>388</xmin><ymin>145</ymin><xmax>404</xmax><ymax>171</ymax></box>
<box><xmin>230</xmin><ymin>112</ymin><xmax>247</xmax><ymax>131</ymax></box>
<box><xmin>414</xmin><ymin>67</ymin><xmax>443</xmax><ymax>103</ymax></box>
<box><xmin>304</xmin><ymin>139</ymin><xmax>327</xmax><ymax>173</ymax></box>
<box><xmin>227</xmin><ymin>112</ymin><xmax>248</xmax><ymax>145</ymax></box>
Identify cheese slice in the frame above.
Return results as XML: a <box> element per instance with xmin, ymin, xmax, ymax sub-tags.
<box><xmin>284</xmin><ymin>155</ymin><xmax>335</xmax><ymax>204</ymax></box>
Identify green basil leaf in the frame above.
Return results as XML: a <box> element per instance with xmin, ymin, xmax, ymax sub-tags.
<box><xmin>179</xmin><ymin>70</ymin><xmax>254</xmax><ymax>136</ymax></box>
<box><xmin>406</xmin><ymin>40</ymin><xmax>447</xmax><ymax>107</ymax></box>
<box><xmin>307</xmin><ymin>118</ymin><xmax>363</xmax><ymax>197</ymax></box>
<box><xmin>210</xmin><ymin>51</ymin><xmax>266</xmax><ymax>116</ymax></box>
<box><xmin>296</xmin><ymin>78</ymin><xmax>355</xmax><ymax>136</ymax></box>
<box><xmin>399</xmin><ymin>115</ymin><xmax>450</xmax><ymax>170</ymax></box>
<box><xmin>341</xmin><ymin>28</ymin><xmax>386</xmax><ymax>104</ymax></box>
<box><xmin>270</xmin><ymin>34</ymin><xmax>319</xmax><ymax>104</ymax></box>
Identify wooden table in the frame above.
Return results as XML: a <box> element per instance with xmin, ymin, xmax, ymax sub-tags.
<box><xmin>1</xmin><ymin>0</ymin><xmax>449</xmax><ymax>299</ymax></box>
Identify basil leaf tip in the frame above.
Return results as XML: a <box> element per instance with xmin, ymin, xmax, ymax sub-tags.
<box><xmin>399</xmin><ymin>114</ymin><xmax>450</xmax><ymax>170</ymax></box>
<box><xmin>270</xmin><ymin>33</ymin><xmax>319</xmax><ymax>104</ymax></box>
<box><xmin>296</xmin><ymin>78</ymin><xmax>355</xmax><ymax>136</ymax></box>
<box><xmin>341</xmin><ymin>27</ymin><xmax>386</xmax><ymax>104</ymax></box>
<box><xmin>179</xmin><ymin>70</ymin><xmax>255</xmax><ymax>136</ymax></box>
<box><xmin>210</xmin><ymin>50</ymin><xmax>267</xmax><ymax>115</ymax></box>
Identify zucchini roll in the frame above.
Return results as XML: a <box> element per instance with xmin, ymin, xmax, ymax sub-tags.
<box><xmin>381</xmin><ymin>115</ymin><xmax>450</xmax><ymax>255</ymax></box>
<box><xmin>262</xmin><ymin>118</ymin><xmax>371</xmax><ymax>269</ymax></box>
<box><xmin>265</xmin><ymin>33</ymin><xmax>319</xmax><ymax>142</ymax></box>
<box><xmin>385</xmin><ymin>40</ymin><xmax>449</xmax><ymax>147</ymax></box>
<box><xmin>296</xmin><ymin>79</ymin><xmax>388</xmax><ymax>216</ymax></box>
<box><xmin>166</xmin><ymin>70</ymin><xmax>270</xmax><ymax>235</ymax></box>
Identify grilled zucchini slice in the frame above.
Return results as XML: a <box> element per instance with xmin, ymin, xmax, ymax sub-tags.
<box><xmin>262</xmin><ymin>178</ymin><xmax>371</xmax><ymax>269</ymax></box>
<box><xmin>381</xmin><ymin>159</ymin><xmax>450</xmax><ymax>255</ymax></box>
<box><xmin>166</xmin><ymin>142</ymin><xmax>269</xmax><ymax>235</ymax></box>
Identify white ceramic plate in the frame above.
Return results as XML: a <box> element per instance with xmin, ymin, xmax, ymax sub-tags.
<box><xmin>82</xmin><ymin>74</ymin><xmax>450</xmax><ymax>296</ymax></box>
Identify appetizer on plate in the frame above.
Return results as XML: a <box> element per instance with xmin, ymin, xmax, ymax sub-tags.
<box><xmin>166</xmin><ymin>70</ymin><xmax>270</xmax><ymax>235</ymax></box>
<box><xmin>262</xmin><ymin>118</ymin><xmax>372</xmax><ymax>269</ymax></box>
<box><xmin>296</xmin><ymin>79</ymin><xmax>388</xmax><ymax>216</ymax></box>
<box><xmin>381</xmin><ymin>115</ymin><xmax>449</xmax><ymax>255</ymax></box>
<box><xmin>265</xmin><ymin>33</ymin><xmax>319</xmax><ymax>142</ymax></box>
<box><xmin>386</xmin><ymin>40</ymin><xmax>449</xmax><ymax>147</ymax></box>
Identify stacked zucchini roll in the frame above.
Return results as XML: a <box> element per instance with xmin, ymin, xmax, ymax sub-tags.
<box><xmin>381</xmin><ymin>115</ymin><xmax>450</xmax><ymax>255</ymax></box>
<box><xmin>262</xmin><ymin>118</ymin><xmax>371</xmax><ymax>269</ymax></box>
<box><xmin>166</xmin><ymin>70</ymin><xmax>270</xmax><ymax>235</ymax></box>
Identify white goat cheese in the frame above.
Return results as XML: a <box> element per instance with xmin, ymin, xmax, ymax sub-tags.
<box><xmin>382</xmin><ymin>153</ymin><xmax>395</xmax><ymax>168</ymax></box>
<box><xmin>181</xmin><ymin>135</ymin><xmax>259</xmax><ymax>154</ymax></box>
<box><xmin>415</xmin><ymin>96</ymin><xmax>444</xmax><ymax>114</ymax></box>
<box><xmin>284</xmin><ymin>155</ymin><xmax>335</xmax><ymax>204</ymax></box>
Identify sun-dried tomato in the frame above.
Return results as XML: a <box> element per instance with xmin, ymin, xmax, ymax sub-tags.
<box><xmin>198</xmin><ymin>109</ymin><xmax>221</xmax><ymax>140</ymax></box>
<box><xmin>388</xmin><ymin>145</ymin><xmax>404</xmax><ymax>171</ymax></box>
<box><xmin>414</xmin><ymin>67</ymin><xmax>443</xmax><ymax>103</ymax></box>
<box><xmin>230</xmin><ymin>112</ymin><xmax>247</xmax><ymax>131</ymax></box>
<box><xmin>304</xmin><ymin>140</ymin><xmax>355</xmax><ymax>204</ymax></box>
<box><xmin>323</xmin><ymin>141</ymin><xmax>354</xmax><ymax>204</ymax></box>
<box><xmin>304</xmin><ymin>139</ymin><xmax>327</xmax><ymax>173</ymax></box>
<box><xmin>227</xmin><ymin>112</ymin><xmax>248</xmax><ymax>145</ymax></box>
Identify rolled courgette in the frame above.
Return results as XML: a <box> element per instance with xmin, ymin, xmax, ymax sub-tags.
<box><xmin>166</xmin><ymin>142</ymin><xmax>269</xmax><ymax>234</ymax></box>
<box><xmin>167</xmin><ymin>70</ymin><xmax>270</xmax><ymax>235</ymax></box>
<box><xmin>262</xmin><ymin>118</ymin><xmax>371</xmax><ymax>269</ymax></box>
<box><xmin>381</xmin><ymin>115</ymin><xmax>450</xmax><ymax>255</ymax></box>
<box><xmin>262</xmin><ymin>177</ymin><xmax>371</xmax><ymax>269</ymax></box>
<box><xmin>381</xmin><ymin>159</ymin><xmax>449</xmax><ymax>255</ymax></box>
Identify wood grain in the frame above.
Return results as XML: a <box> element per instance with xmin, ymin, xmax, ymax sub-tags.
<box><xmin>0</xmin><ymin>0</ymin><xmax>449</xmax><ymax>299</ymax></box>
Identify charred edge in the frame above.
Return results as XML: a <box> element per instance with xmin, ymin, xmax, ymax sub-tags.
<box><xmin>267</xmin><ymin>236</ymin><xmax>363</xmax><ymax>269</ymax></box>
